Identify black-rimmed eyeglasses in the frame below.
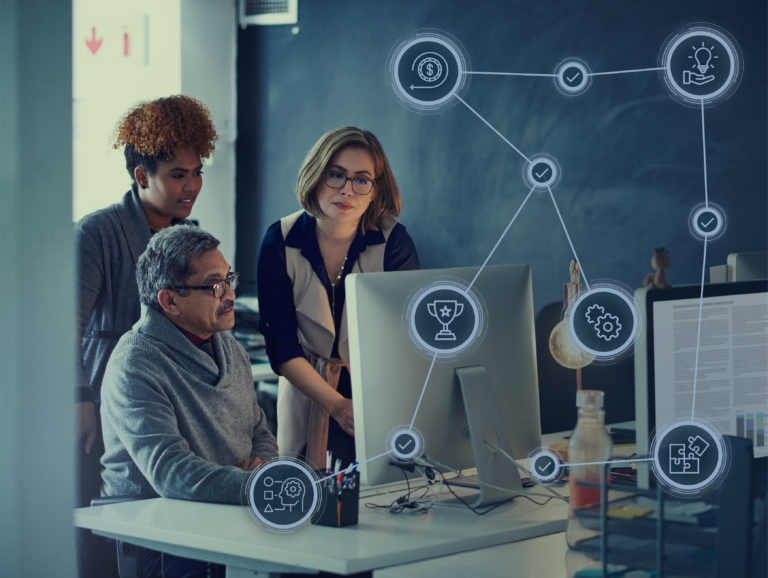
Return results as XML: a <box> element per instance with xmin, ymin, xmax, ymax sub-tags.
<box><xmin>323</xmin><ymin>170</ymin><xmax>376</xmax><ymax>196</ymax></box>
<box><xmin>169</xmin><ymin>272</ymin><xmax>239</xmax><ymax>299</ymax></box>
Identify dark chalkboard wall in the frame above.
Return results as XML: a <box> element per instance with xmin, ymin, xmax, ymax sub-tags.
<box><xmin>236</xmin><ymin>1</ymin><xmax>766</xmax><ymax>427</ymax></box>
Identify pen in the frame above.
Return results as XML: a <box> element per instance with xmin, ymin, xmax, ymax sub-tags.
<box><xmin>333</xmin><ymin>460</ymin><xmax>342</xmax><ymax>496</ymax></box>
<box><xmin>326</xmin><ymin>451</ymin><xmax>332</xmax><ymax>474</ymax></box>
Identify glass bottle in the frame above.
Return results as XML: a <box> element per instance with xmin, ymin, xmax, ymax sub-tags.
<box><xmin>566</xmin><ymin>389</ymin><xmax>613</xmax><ymax>548</ymax></box>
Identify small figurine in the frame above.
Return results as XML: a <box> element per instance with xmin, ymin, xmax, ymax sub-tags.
<box><xmin>643</xmin><ymin>247</ymin><xmax>672</xmax><ymax>289</ymax></box>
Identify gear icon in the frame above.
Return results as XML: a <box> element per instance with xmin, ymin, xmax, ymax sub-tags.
<box><xmin>595</xmin><ymin>313</ymin><xmax>622</xmax><ymax>341</ymax></box>
<box><xmin>585</xmin><ymin>304</ymin><xmax>605</xmax><ymax>325</ymax></box>
<box><xmin>282</xmin><ymin>479</ymin><xmax>303</xmax><ymax>498</ymax></box>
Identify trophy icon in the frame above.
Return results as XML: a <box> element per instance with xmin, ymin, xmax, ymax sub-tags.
<box><xmin>427</xmin><ymin>300</ymin><xmax>464</xmax><ymax>341</ymax></box>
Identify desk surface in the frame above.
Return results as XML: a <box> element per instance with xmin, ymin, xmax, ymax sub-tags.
<box><xmin>75</xmin><ymin>423</ymin><xmax>635</xmax><ymax>576</ymax></box>
<box><xmin>75</xmin><ymin>485</ymin><xmax>568</xmax><ymax>575</ymax></box>
<box><xmin>374</xmin><ymin>532</ymin><xmax>571</xmax><ymax>578</ymax></box>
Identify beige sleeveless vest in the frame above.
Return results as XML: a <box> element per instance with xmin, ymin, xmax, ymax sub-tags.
<box><xmin>276</xmin><ymin>210</ymin><xmax>399</xmax><ymax>465</ymax></box>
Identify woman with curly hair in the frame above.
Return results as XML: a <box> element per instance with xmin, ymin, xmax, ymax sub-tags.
<box><xmin>257</xmin><ymin>127</ymin><xmax>420</xmax><ymax>470</ymax></box>
<box><xmin>75</xmin><ymin>95</ymin><xmax>217</xmax><ymax>502</ymax></box>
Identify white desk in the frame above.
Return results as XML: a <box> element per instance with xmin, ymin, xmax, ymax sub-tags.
<box><xmin>74</xmin><ymin>483</ymin><xmax>568</xmax><ymax>577</ymax></box>
<box><xmin>374</xmin><ymin>532</ymin><xmax>571</xmax><ymax>578</ymax></box>
<box><xmin>74</xmin><ymin>424</ymin><xmax>636</xmax><ymax>576</ymax></box>
<box><xmin>374</xmin><ymin>422</ymin><xmax>638</xmax><ymax>578</ymax></box>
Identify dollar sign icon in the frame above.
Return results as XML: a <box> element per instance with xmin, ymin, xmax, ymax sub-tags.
<box><xmin>414</xmin><ymin>55</ymin><xmax>444</xmax><ymax>85</ymax></box>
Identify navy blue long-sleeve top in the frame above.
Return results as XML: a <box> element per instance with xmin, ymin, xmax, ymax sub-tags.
<box><xmin>257</xmin><ymin>212</ymin><xmax>420</xmax><ymax>375</ymax></box>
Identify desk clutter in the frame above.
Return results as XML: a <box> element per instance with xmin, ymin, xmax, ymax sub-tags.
<box><xmin>312</xmin><ymin>454</ymin><xmax>359</xmax><ymax>528</ymax></box>
<box><xmin>567</xmin><ymin>436</ymin><xmax>765</xmax><ymax>578</ymax></box>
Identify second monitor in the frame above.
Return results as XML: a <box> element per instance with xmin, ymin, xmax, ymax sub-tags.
<box><xmin>346</xmin><ymin>264</ymin><xmax>541</xmax><ymax>491</ymax></box>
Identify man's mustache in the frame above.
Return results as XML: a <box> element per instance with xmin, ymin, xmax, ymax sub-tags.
<box><xmin>217</xmin><ymin>300</ymin><xmax>234</xmax><ymax>315</ymax></box>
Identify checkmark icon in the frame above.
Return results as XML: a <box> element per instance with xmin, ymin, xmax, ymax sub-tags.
<box><xmin>701</xmin><ymin>218</ymin><xmax>715</xmax><ymax>228</ymax></box>
<box><xmin>535</xmin><ymin>168</ymin><xmax>549</xmax><ymax>179</ymax></box>
<box><xmin>566</xmin><ymin>72</ymin><xmax>580</xmax><ymax>83</ymax></box>
<box><xmin>398</xmin><ymin>439</ymin><xmax>413</xmax><ymax>451</ymax></box>
<box><xmin>537</xmin><ymin>461</ymin><xmax>553</xmax><ymax>473</ymax></box>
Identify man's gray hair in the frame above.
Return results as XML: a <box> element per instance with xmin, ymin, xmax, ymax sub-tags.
<box><xmin>136</xmin><ymin>225</ymin><xmax>220</xmax><ymax>312</ymax></box>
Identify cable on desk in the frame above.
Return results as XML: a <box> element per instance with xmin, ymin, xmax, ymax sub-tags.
<box><xmin>482</xmin><ymin>442</ymin><xmax>569</xmax><ymax>502</ymax></box>
<box><xmin>417</xmin><ymin>455</ymin><xmax>568</xmax><ymax>503</ymax></box>
<box><xmin>365</xmin><ymin>467</ymin><xmax>436</xmax><ymax>514</ymax></box>
<box><xmin>433</xmin><ymin>469</ymin><xmax>515</xmax><ymax>515</ymax></box>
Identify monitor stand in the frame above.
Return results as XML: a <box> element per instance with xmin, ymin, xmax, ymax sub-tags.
<box><xmin>446</xmin><ymin>365</ymin><xmax>523</xmax><ymax>508</ymax></box>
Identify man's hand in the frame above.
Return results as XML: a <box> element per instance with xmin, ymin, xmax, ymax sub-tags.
<box><xmin>77</xmin><ymin>401</ymin><xmax>98</xmax><ymax>454</ymax></box>
<box><xmin>239</xmin><ymin>457</ymin><xmax>265</xmax><ymax>471</ymax></box>
<box><xmin>331</xmin><ymin>398</ymin><xmax>355</xmax><ymax>437</ymax></box>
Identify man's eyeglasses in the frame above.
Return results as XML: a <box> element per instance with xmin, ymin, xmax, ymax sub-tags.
<box><xmin>170</xmin><ymin>272</ymin><xmax>239</xmax><ymax>299</ymax></box>
<box><xmin>323</xmin><ymin>170</ymin><xmax>376</xmax><ymax>196</ymax></box>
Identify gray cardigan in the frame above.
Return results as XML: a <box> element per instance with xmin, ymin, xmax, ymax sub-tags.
<box><xmin>100</xmin><ymin>306</ymin><xmax>278</xmax><ymax>504</ymax></box>
<box><xmin>76</xmin><ymin>190</ymin><xmax>189</xmax><ymax>403</ymax></box>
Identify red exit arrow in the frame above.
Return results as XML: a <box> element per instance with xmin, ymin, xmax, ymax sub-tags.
<box><xmin>86</xmin><ymin>27</ymin><xmax>102</xmax><ymax>55</ymax></box>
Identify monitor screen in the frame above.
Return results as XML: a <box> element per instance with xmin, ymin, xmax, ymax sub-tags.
<box><xmin>648</xmin><ymin>281</ymin><xmax>768</xmax><ymax>458</ymax></box>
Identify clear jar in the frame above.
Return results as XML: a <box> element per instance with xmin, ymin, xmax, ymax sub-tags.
<box><xmin>566</xmin><ymin>390</ymin><xmax>613</xmax><ymax>549</ymax></box>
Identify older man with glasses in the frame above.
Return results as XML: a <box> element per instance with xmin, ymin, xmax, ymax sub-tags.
<box><xmin>99</xmin><ymin>225</ymin><xmax>277</xmax><ymax>577</ymax></box>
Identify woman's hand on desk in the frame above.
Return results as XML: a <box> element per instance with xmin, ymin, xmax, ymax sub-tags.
<box><xmin>331</xmin><ymin>398</ymin><xmax>355</xmax><ymax>436</ymax></box>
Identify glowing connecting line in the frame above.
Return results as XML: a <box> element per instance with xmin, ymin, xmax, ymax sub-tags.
<box><xmin>410</xmin><ymin>352</ymin><xmax>438</xmax><ymax>430</ymax></box>
<box><xmin>314</xmin><ymin>450</ymin><xmax>392</xmax><ymax>485</ymax></box>
<box><xmin>587</xmin><ymin>66</ymin><xmax>666</xmax><ymax>76</ymax></box>
<box><xmin>455</xmin><ymin>95</ymin><xmax>530</xmax><ymax>162</ymax></box>
<box><xmin>453</xmin><ymin>96</ymin><xmax>589</xmax><ymax>291</ymax></box>
<box><xmin>466</xmin><ymin>185</ymin><xmax>536</xmax><ymax>292</ymax></box>
<box><xmin>690</xmin><ymin>235</ymin><xmax>709</xmax><ymax>419</ymax></box>
<box><xmin>461</xmin><ymin>66</ymin><xmax>665</xmax><ymax>78</ymax></box>
<box><xmin>565</xmin><ymin>458</ymin><xmax>654</xmax><ymax>467</ymax></box>
<box><xmin>546</xmin><ymin>185</ymin><xmax>590</xmax><ymax>292</ymax></box>
<box><xmin>701</xmin><ymin>100</ymin><xmax>709</xmax><ymax>207</ymax></box>
<box><xmin>462</xmin><ymin>71</ymin><xmax>556</xmax><ymax>78</ymax></box>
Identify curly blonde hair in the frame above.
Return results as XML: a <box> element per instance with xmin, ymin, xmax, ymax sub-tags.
<box><xmin>112</xmin><ymin>95</ymin><xmax>218</xmax><ymax>191</ymax></box>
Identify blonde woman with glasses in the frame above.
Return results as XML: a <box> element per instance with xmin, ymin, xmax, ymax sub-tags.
<box><xmin>257</xmin><ymin>127</ymin><xmax>420</xmax><ymax>470</ymax></box>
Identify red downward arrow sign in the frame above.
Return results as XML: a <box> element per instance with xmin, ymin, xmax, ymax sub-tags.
<box><xmin>86</xmin><ymin>27</ymin><xmax>102</xmax><ymax>55</ymax></box>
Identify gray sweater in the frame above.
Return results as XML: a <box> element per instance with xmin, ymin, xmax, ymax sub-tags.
<box><xmin>77</xmin><ymin>189</ymin><xmax>190</xmax><ymax>403</ymax></box>
<box><xmin>101</xmin><ymin>306</ymin><xmax>278</xmax><ymax>504</ymax></box>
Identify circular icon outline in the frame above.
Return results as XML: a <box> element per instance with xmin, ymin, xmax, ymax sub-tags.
<box><xmin>408</xmin><ymin>283</ymin><xmax>482</xmax><ymax>356</ymax></box>
<box><xmin>391</xmin><ymin>34</ymin><xmax>466</xmax><ymax>108</ymax></box>
<box><xmin>660</xmin><ymin>26</ymin><xmax>742</xmax><ymax>105</ymax></box>
<box><xmin>387</xmin><ymin>425</ymin><xmax>425</xmax><ymax>462</ymax></box>
<box><xmin>567</xmin><ymin>285</ymin><xmax>640</xmax><ymax>359</ymax></box>
<box><xmin>527</xmin><ymin>448</ymin><xmax>563</xmax><ymax>484</ymax></box>
<box><xmin>244</xmin><ymin>457</ymin><xmax>321</xmax><ymax>533</ymax></box>
<box><xmin>650</xmin><ymin>418</ymin><xmax>727</xmax><ymax>494</ymax></box>
<box><xmin>554</xmin><ymin>59</ymin><xmax>592</xmax><ymax>96</ymax></box>
<box><xmin>688</xmin><ymin>202</ymin><xmax>727</xmax><ymax>241</ymax></box>
<box><xmin>524</xmin><ymin>154</ymin><xmax>561</xmax><ymax>190</ymax></box>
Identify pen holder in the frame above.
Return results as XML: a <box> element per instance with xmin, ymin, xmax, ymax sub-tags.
<box><xmin>312</xmin><ymin>471</ymin><xmax>359</xmax><ymax>528</ymax></box>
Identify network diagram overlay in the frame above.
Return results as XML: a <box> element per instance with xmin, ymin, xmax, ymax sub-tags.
<box><xmin>242</xmin><ymin>23</ymin><xmax>745</xmax><ymax>533</ymax></box>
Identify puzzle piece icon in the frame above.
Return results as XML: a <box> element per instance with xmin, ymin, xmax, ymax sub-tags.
<box><xmin>687</xmin><ymin>435</ymin><xmax>710</xmax><ymax>457</ymax></box>
<box><xmin>669</xmin><ymin>444</ymin><xmax>688</xmax><ymax>473</ymax></box>
<box><xmin>669</xmin><ymin>444</ymin><xmax>700</xmax><ymax>474</ymax></box>
<box><xmin>683</xmin><ymin>453</ymin><xmax>699</xmax><ymax>474</ymax></box>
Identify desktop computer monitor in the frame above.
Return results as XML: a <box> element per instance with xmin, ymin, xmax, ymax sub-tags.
<box><xmin>346</xmin><ymin>264</ymin><xmax>541</xmax><ymax>490</ymax></box>
<box><xmin>635</xmin><ymin>279</ymin><xmax>768</xmax><ymax>489</ymax></box>
<box><xmin>727</xmin><ymin>252</ymin><xmax>768</xmax><ymax>283</ymax></box>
